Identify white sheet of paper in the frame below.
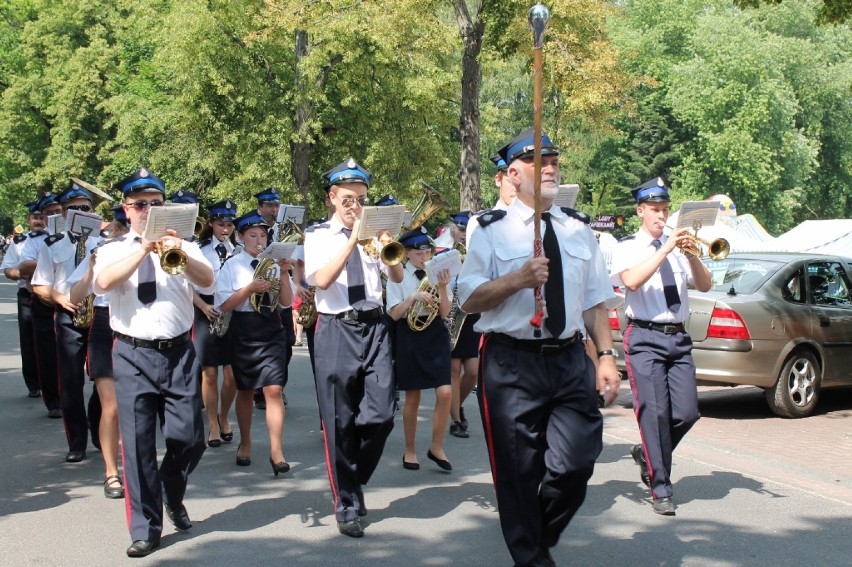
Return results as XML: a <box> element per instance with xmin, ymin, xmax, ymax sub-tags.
<box><xmin>47</xmin><ymin>214</ymin><xmax>64</xmax><ymax>235</ymax></box>
<box><xmin>142</xmin><ymin>203</ymin><xmax>199</xmax><ymax>240</ymax></box>
<box><xmin>277</xmin><ymin>205</ymin><xmax>306</xmax><ymax>226</ymax></box>
<box><xmin>677</xmin><ymin>201</ymin><xmax>719</xmax><ymax>231</ymax></box>
<box><xmin>356</xmin><ymin>205</ymin><xmax>406</xmax><ymax>240</ymax></box>
<box><xmin>553</xmin><ymin>184</ymin><xmax>580</xmax><ymax>208</ymax></box>
<box><xmin>66</xmin><ymin>209</ymin><xmax>103</xmax><ymax>236</ymax></box>
<box><xmin>425</xmin><ymin>248</ymin><xmax>462</xmax><ymax>285</ymax></box>
<box><xmin>257</xmin><ymin>241</ymin><xmax>297</xmax><ymax>261</ymax></box>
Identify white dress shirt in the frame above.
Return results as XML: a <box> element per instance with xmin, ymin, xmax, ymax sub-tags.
<box><xmin>92</xmin><ymin>231</ymin><xmax>211</xmax><ymax>340</ymax></box>
<box><xmin>304</xmin><ymin>216</ymin><xmax>387</xmax><ymax>314</ymax></box>
<box><xmin>1</xmin><ymin>236</ymin><xmax>27</xmax><ymax>289</ymax></box>
<box><xmin>196</xmin><ymin>237</ymin><xmax>236</xmax><ymax>295</ymax></box>
<box><xmin>457</xmin><ymin>198</ymin><xmax>614</xmax><ymax>340</ymax></box>
<box><xmin>609</xmin><ymin>231</ymin><xmax>694</xmax><ymax>323</ymax></box>
<box><xmin>32</xmin><ymin>232</ymin><xmax>102</xmax><ymax>296</ymax></box>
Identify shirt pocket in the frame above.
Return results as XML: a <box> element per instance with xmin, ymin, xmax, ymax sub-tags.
<box><xmin>559</xmin><ymin>241</ymin><xmax>591</xmax><ymax>284</ymax></box>
<box><xmin>495</xmin><ymin>243</ymin><xmax>532</xmax><ymax>278</ymax></box>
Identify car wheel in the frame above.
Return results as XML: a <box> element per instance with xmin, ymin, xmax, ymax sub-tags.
<box><xmin>765</xmin><ymin>350</ymin><xmax>821</xmax><ymax>418</ymax></box>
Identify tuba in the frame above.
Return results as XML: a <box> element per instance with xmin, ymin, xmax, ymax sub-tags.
<box><xmin>249</xmin><ymin>246</ymin><xmax>282</xmax><ymax>314</ymax></box>
<box><xmin>375</xmin><ymin>181</ymin><xmax>451</xmax><ymax>265</ymax></box>
<box><xmin>406</xmin><ymin>274</ymin><xmax>441</xmax><ymax>331</ymax></box>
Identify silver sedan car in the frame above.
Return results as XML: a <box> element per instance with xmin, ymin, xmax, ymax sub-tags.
<box><xmin>610</xmin><ymin>252</ymin><xmax>852</xmax><ymax>418</ymax></box>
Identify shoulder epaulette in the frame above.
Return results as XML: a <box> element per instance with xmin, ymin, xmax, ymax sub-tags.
<box><xmin>198</xmin><ymin>237</ymin><xmax>213</xmax><ymax>248</ymax></box>
<box><xmin>304</xmin><ymin>223</ymin><xmax>330</xmax><ymax>233</ymax></box>
<box><xmin>100</xmin><ymin>236</ymin><xmax>127</xmax><ymax>246</ymax></box>
<box><xmin>98</xmin><ymin>229</ymin><xmax>110</xmax><ymax>238</ymax></box>
<box><xmin>560</xmin><ymin>207</ymin><xmax>591</xmax><ymax>225</ymax></box>
<box><xmin>13</xmin><ymin>234</ymin><xmax>27</xmax><ymax>244</ymax></box>
<box><xmin>477</xmin><ymin>210</ymin><xmax>507</xmax><ymax>227</ymax></box>
<box><xmin>618</xmin><ymin>235</ymin><xmax>636</xmax><ymax>243</ymax></box>
<box><xmin>184</xmin><ymin>235</ymin><xmax>196</xmax><ymax>243</ymax></box>
<box><xmin>44</xmin><ymin>233</ymin><xmax>66</xmax><ymax>246</ymax></box>
<box><xmin>28</xmin><ymin>230</ymin><xmax>46</xmax><ymax>238</ymax></box>
<box><xmin>473</xmin><ymin>208</ymin><xmax>492</xmax><ymax>217</ymax></box>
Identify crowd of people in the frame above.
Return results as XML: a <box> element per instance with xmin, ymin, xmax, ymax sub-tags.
<box><xmin>2</xmin><ymin>127</ymin><xmax>705</xmax><ymax>566</ymax></box>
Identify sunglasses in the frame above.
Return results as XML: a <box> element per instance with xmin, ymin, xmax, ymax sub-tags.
<box><xmin>125</xmin><ymin>199</ymin><xmax>165</xmax><ymax>211</ymax></box>
<box><xmin>65</xmin><ymin>204</ymin><xmax>92</xmax><ymax>212</ymax></box>
<box><xmin>338</xmin><ymin>196</ymin><xmax>369</xmax><ymax>208</ymax></box>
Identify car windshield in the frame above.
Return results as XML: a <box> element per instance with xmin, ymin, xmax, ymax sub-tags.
<box><xmin>701</xmin><ymin>257</ymin><xmax>784</xmax><ymax>294</ymax></box>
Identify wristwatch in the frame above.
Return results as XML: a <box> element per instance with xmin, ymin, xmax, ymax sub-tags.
<box><xmin>597</xmin><ymin>349</ymin><xmax>618</xmax><ymax>359</ymax></box>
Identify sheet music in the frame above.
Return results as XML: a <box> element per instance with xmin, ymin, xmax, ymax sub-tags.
<box><xmin>66</xmin><ymin>209</ymin><xmax>103</xmax><ymax>236</ymax></box>
<box><xmin>677</xmin><ymin>201</ymin><xmax>719</xmax><ymax>230</ymax></box>
<box><xmin>142</xmin><ymin>203</ymin><xmax>199</xmax><ymax>241</ymax></box>
<box><xmin>257</xmin><ymin>241</ymin><xmax>297</xmax><ymax>261</ymax></box>
<box><xmin>553</xmin><ymin>184</ymin><xmax>580</xmax><ymax>208</ymax></box>
<box><xmin>47</xmin><ymin>214</ymin><xmax>64</xmax><ymax>235</ymax></box>
<box><xmin>277</xmin><ymin>205</ymin><xmax>306</xmax><ymax>226</ymax></box>
<box><xmin>424</xmin><ymin>248</ymin><xmax>462</xmax><ymax>285</ymax></box>
<box><xmin>356</xmin><ymin>205</ymin><xmax>406</xmax><ymax>240</ymax></box>
<box><xmin>402</xmin><ymin>211</ymin><xmax>413</xmax><ymax>229</ymax></box>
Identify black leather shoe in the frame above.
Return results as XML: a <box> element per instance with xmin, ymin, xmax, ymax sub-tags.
<box><xmin>630</xmin><ymin>444</ymin><xmax>651</xmax><ymax>487</ymax></box>
<box><xmin>103</xmin><ymin>475</ymin><xmax>125</xmax><ymax>499</ymax></box>
<box><xmin>402</xmin><ymin>456</ymin><xmax>420</xmax><ymax>470</ymax></box>
<box><xmin>337</xmin><ymin>518</ymin><xmax>364</xmax><ymax>538</ymax></box>
<box><xmin>65</xmin><ymin>450</ymin><xmax>86</xmax><ymax>463</ymax></box>
<box><xmin>236</xmin><ymin>443</ymin><xmax>251</xmax><ymax>466</ymax></box>
<box><xmin>126</xmin><ymin>540</ymin><xmax>159</xmax><ymax>557</ymax></box>
<box><xmin>270</xmin><ymin>457</ymin><xmax>291</xmax><ymax>477</ymax></box>
<box><xmin>218</xmin><ymin>417</ymin><xmax>233</xmax><ymax>443</ymax></box>
<box><xmin>47</xmin><ymin>408</ymin><xmax>62</xmax><ymax>419</ymax></box>
<box><xmin>207</xmin><ymin>436</ymin><xmax>222</xmax><ymax>448</ymax></box>
<box><xmin>165</xmin><ymin>503</ymin><xmax>192</xmax><ymax>531</ymax></box>
<box><xmin>28</xmin><ymin>389</ymin><xmax>41</xmax><ymax>398</ymax></box>
<box><xmin>653</xmin><ymin>497</ymin><xmax>676</xmax><ymax>516</ymax></box>
<box><xmin>427</xmin><ymin>449</ymin><xmax>452</xmax><ymax>471</ymax></box>
<box><xmin>449</xmin><ymin>421</ymin><xmax>469</xmax><ymax>439</ymax></box>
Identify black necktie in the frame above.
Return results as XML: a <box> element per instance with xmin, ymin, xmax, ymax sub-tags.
<box><xmin>652</xmin><ymin>239</ymin><xmax>681</xmax><ymax>311</ymax></box>
<box><xmin>136</xmin><ymin>237</ymin><xmax>156</xmax><ymax>305</ymax></box>
<box><xmin>414</xmin><ymin>269</ymin><xmax>426</xmax><ymax>281</ymax></box>
<box><xmin>341</xmin><ymin>228</ymin><xmax>366</xmax><ymax>308</ymax></box>
<box><xmin>215</xmin><ymin>242</ymin><xmax>227</xmax><ymax>266</ymax></box>
<box><xmin>541</xmin><ymin>213</ymin><xmax>565</xmax><ymax>338</ymax></box>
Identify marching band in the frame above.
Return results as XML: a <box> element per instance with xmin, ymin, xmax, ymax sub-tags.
<box><xmin>4</xmin><ymin>128</ymin><xmax>621</xmax><ymax>565</ymax></box>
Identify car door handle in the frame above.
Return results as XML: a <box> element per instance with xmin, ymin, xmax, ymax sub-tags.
<box><xmin>820</xmin><ymin>317</ymin><xmax>830</xmax><ymax>327</ymax></box>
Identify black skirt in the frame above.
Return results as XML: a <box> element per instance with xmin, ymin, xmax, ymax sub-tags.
<box><xmin>87</xmin><ymin>307</ymin><xmax>113</xmax><ymax>379</ymax></box>
<box><xmin>193</xmin><ymin>295</ymin><xmax>232</xmax><ymax>367</ymax></box>
<box><xmin>450</xmin><ymin>313</ymin><xmax>481</xmax><ymax>360</ymax></box>
<box><xmin>229</xmin><ymin>311</ymin><xmax>289</xmax><ymax>391</ymax></box>
<box><xmin>394</xmin><ymin>315</ymin><xmax>451</xmax><ymax>391</ymax></box>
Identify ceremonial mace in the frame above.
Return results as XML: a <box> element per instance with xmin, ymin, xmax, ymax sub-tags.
<box><xmin>528</xmin><ymin>3</ymin><xmax>550</xmax><ymax>337</ymax></box>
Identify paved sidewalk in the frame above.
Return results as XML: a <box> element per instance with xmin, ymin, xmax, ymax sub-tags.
<box><xmin>1</xmin><ymin>278</ymin><xmax>851</xmax><ymax>566</ymax></box>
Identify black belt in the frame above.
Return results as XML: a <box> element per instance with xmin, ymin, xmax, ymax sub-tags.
<box><xmin>488</xmin><ymin>331</ymin><xmax>582</xmax><ymax>355</ymax></box>
<box><xmin>331</xmin><ymin>307</ymin><xmax>384</xmax><ymax>323</ymax></box>
<box><xmin>114</xmin><ymin>330</ymin><xmax>191</xmax><ymax>350</ymax></box>
<box><xmin>199</xmin><ymin>293</ymin><xmax>214</xmax><ymax>305</ymax></box>
<box><xmin>629</xmin><ymin>319</ymin><xmax>685</xmax><ymax>334</ymax></box>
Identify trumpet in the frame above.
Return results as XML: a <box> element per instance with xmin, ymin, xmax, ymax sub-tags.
<box><xmin>155</xmin><ymin>242</ymin><xmax>189</xmax><ymax>275</ymax></box>
<box><xmin>665</xmin><ymin>225</ymin><xmax>729</xmax><ymax>261</ymax></box>
<box><xmin>370</xmin><ymin>182</ymin><xmax>449</xmax><ymax>265</ymax></box>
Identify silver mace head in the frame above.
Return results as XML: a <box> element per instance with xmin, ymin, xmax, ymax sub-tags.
<box><xmin>528</xmin><ymin>3</ymin><xmax>551</xmax><ymax>49</ymax></box>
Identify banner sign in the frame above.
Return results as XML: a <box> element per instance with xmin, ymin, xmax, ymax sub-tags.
<box><xmin>590</xmin><ymin>214</ymin><xmax>624</xmax><ymax>230</ymax></box>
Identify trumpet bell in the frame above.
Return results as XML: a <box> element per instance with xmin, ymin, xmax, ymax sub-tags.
<box><xmin>159</xmin><ymin>247</ymin><xmax>188</xmax><ymax>275</ymax></box>
<box><xmin>380</xmin><ymin>241</ymin><xmax>405</xmax><ymax>266</ymax></box>
<box><xmin>708</xmin><ymin>238</ymin><xmax>730</xmax><ymax>261</ymax></box>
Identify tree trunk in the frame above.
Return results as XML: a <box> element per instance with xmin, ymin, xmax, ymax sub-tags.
<box><xmin>290</xmin><ymin>29</ymin><xmax>312</xmax><ymax>218</ymax></box>
<box><xmin>453</xmin><ymin>1</ymin><xmax>485</xmax><ymax>212</ymax></box>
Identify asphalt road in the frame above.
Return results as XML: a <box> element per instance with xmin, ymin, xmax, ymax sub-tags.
<box><xmin>1</xmin><ymin>277</ymin><xmax>851</xmax><ymax>566</ymax></box>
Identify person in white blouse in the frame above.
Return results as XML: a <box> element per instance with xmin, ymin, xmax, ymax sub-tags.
<box><xmin>215</xmin><ymin>211</ymin><xmax>294</xmax><ymax>476</ymax></box>
<box><xmin>93</xmin><ymin>168</ymin><xmax>213</xmax><ymax>558</ymax></box>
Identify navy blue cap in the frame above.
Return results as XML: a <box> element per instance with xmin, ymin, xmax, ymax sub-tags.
<box><xmin>255</xmin><ymin>187</ymin><xmax>280</xmax><ymax>205</ymax></box>
<box><xmin>114</xmin><ymin>168</ymin><xmax>166</xmax><ymax>196</ymax></box>
<box><xmin>58</xmin><ymin>181</ymin><xmax>92</xmax><ymax>205</ymax></box>
<box><xmin>209</xmin><ymin>199</ymin><xmax>237</xmax><ymax>221</ymax></box>
<box><xmin>26</xmin><ymin>200</ymin><xmax>41</xmax><ymax>214</ymax></box>
<box><xmin>497</xmin><ymin>127</ymin><xmax>560</xmax><ymax>164</ymax></box>
<box><xmin>111</xmin><ymin>204</ymin><xmax>128</xmax><ymax>226</ymax></box>
<box><xmin>35</xmin><ymin>193</ymin><xmax>60</xmax><ymax>212</ymax></box>
<box><xmin>450</xmin><ymin>211</ymin><xmax>473</xmax><ymax>230</ymax></box>
<box><xmin>490</xmin><ymin>153</ymin><xmax>508</xmax><ymax>172</ymax></box>
<box><xmin>323</xmin><ymin>158</ymin><xmax>372</xmax><ymax>191</ymax></box>
<box><xmin>168</xmin><ymin>190</ymin><xmax>198</xmax><ymax>204</ymax></box>
<box><xmin>631</xmin><ymin>177</ymin><xmax>670</xmax><ymax>203</ymax></box>
<box><xmin>399</xmin><ymin>226</ymin><xmax>432</xmax><ymax>250</ymax></box>
<box><xmin>375</xmin><ymin>194</ymin><xmax>398</xmax><ymax>206</ymax></box>
<box><xmin>235</xmin><ymin>211</ymin><xmax>269</xmax><ymax>233</ymax></box>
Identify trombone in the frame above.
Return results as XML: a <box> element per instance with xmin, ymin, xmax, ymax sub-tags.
<box><xmin>665</xmin><ymin>223</ymin><xmax>729</xmax><ymax>261</ymax></box>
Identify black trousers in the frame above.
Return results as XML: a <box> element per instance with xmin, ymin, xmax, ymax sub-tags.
<box><xmin>478</xmin><ymin>336</ymin><xmax>602</xmax><ymax>567</ymax></box>
<box><xmin>30</xmin><ymin>297</ymin><xmax>59</xmax><ymax>411</ymax></box>
<box><xmin>313</xmin><ymin>313</ymin><xmax>395</xmax><ymax>522</ymax></box>
<box><xmin>55</xmin><ymin>310</ymin><xmax>89</xmax><ymax>452</ymax></box>
<box><xmin>623</xmin><ymin>323</ymin><xmax>700</xmax><ymax>500</ymax></box>
<box><xmin>113</xmin><ymin>339</ymin><xmax>206</xmax><ymax>543</ymax></box>
<box><xmin>16</xmin><ymin>288</ymin><xmax>40</xmax><ymax>393</ymax></box>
